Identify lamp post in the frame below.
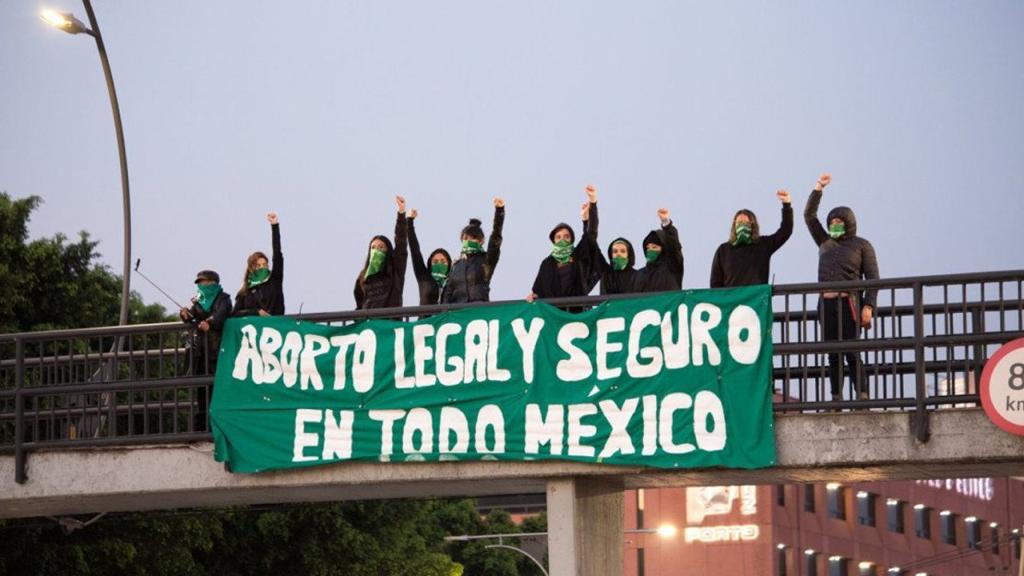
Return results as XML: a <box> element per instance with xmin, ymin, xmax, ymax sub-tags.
<box><xmin>41</xmin><ymin>2</ymin><xmax>132</xmax><ymax>327</ymax></box>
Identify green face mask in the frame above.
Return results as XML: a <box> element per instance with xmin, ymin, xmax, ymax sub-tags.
<box><xmin>733</xmin><ymin>223</ymin><xmax>753</xmax><ymax>246</ymax></box>
<box><xmin>196</xmin><ymin>283</ymin><xmax>222</xmax><ymax>312</ymax></box>
<box><xmin>247</xmin><ymin>267</ymin><xmax>271</xmax><ymax>287</ymax></box>
<box><xmin>430</xmin><ymin>262</ymin><xmax>449</xmax><ymax>285</ymax></box>
<box><xmin>645</xmin><ymin>249</ymin><xmax>660</xmax><ymax>264</ymax></box>
<box><xmin>365</xmin><ymin>248</ymin><xmax>387</xmax><ymax>279</ymax></box>
<box><xmin>611</xmin><ymin>256</ymin><xmax>629</xmax><ymax>271</ymax></box>
<box><xmin>462</xmin><ymin>240</ymin><xmax>484</xmax><ymax>255</ymax></box>
<box><xmin>551</xmin><ymin>239</ymin><xmax>573</xmax><ymax>264</ymax></box>
<box><xmin>828</xmin><ymin>222</ymin><xmax>846</xmax><ymax>239</ymax></box>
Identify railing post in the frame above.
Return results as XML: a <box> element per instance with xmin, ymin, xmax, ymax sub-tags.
<box><xmin>14</xmin><ymin>337</ymin><xmax>27</xmax><ymax>484</ymax></box>
<box><xmin>912</xmin><ymin>282</ymin><xmax>930</xmax><ymax>443</ymax></box>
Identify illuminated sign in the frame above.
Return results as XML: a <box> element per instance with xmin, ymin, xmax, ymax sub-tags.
<box><xmin>685</xmin><ymin>485</ymin><xmax>758</xmax><ymax>524</ymax></box>
<box><xmin>915</xmin><ymin>478</ymin><xmax>994</xmax><ymax>501</ymax></box>
<box><xmin>684</xmin><ymin>525</ymin><xmax>760</xmax><ymax>544</ymax></box>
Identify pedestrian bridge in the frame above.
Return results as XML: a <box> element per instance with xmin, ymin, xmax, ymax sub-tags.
<box><xmin>3</xmin><ymin>270</ymin><xmax>1023</xmax><ymax>575</ymax></box>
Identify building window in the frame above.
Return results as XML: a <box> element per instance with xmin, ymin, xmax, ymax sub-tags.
<box><xmin>777</xmin><ymin>546</ymin><xmax>788</xmax><ymax>576</ymax></box>
<box><xmin>885</xmin><ymin>569</ymin><xmax>905</xmax><ymax>576</ymax></box>
<box><xmin>857</xmin><ymin>492</ymin><xmax>876</xmax><ymax>526</ymax></box>
<box><xmin>805</xmin><ymin>485</ymin><xmax>816</xmax><ymax>512</ymax></box>
<box><xmin>827</xmin><ymin>484</ymin><xmax>846</xmax><ymax>520</ymax></box>
<box><xmin>914</xmin><ymin>505</ymin><xmax>931</xmax><ymax>539</ymax></box>
<box><xmin>991</xmin><ymin>524</ymin><xmax>1000</xmax><ymax>556</ymax></box>
<box><xmin>637</xmin><ymin>548</ymin><xmax>645</xmax><ymax>576</ymax></box>
<box><xmin>966</xmin><ymin>517</ymin><xmax>980</xmax><ymax>550</ymax></box>
<box><xmin>828</xmin><ymin>556</ymin><xmax>848</xmax><ymax>576</ymax></box>
<box><xmin>886</xmin><ymin>499</ymin><xmax>904</xmax><ymax>533</ymax></box>
<box><xmin>777</xmin><ymin>485</ymin><xmax>786</xmax><ymax>506</ymax></box>
<box><xmin>805</xmin><ymin>551</ymin><xmax>818</xmax><ymax>576</ymax></box>
<box><xmin>1013</xmin><ymin>529</ymin><xmax>1021</xmax><ymax>559</ymax></box>
<box><xmin>858</xmin><ymin>562</ymin><xmax>876</xmax><ymax>576</ymax></box>
<box><xmin>940</xmin><ymin>511</ymin><xmax>956</xmax><ymax>545</ymax></box>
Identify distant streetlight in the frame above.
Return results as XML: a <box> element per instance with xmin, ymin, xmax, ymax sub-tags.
<box><xmin>41</xmin><ymin>1</ymin><xmax>132</xmax><ymax>327</ymax></box>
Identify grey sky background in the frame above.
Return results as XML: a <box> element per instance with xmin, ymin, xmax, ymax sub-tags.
<box><xmin>2</xmin><ymin>1</ymin><xmax>1022</xmax><ymax>315</ymax></box>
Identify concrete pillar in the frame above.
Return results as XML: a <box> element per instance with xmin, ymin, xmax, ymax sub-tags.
<box><xmin>546</xmin><ymin>477</ymin><xmax>624</xmax><ymax>576</ymax></box>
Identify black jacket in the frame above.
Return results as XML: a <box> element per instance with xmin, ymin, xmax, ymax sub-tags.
<box><xmin>233</xmin><ymin>223</ymin><xmax>285</xmax><ymax>316</ymax></box>
<box><xmin>804</xmin><ymin>189</ymin><xmax>880</xmax><ymax>307</ymax></box>
<box><xmin>531</xmin><ymin>203</ymin><xmax>597</xmax><ymax>299</ymax></box>
<box><xmin>441</xmin><ymin>206</ymin><xmax>504</xmax><ymax>304</ymax></box>
<box><xmin>710</xmin><ymin>203</ymin><xmax>793</xmax><ymax>288</ymax></box>
<box><xmin>184</xmin><ymin>290</ymin><xmax>232</xmax><ymax>360</ymax></box>
<box><xmin>408</xmin><ymin>218</ymin><xmax>452</xmax><ymax>306</ymax></box>
<box><xmin>355</xmin><ymin>212</ymin><xmax>408</xmax><ymax>310</ymax></box>
<box><xmin>636</xmin><ymin>221</ymin><xmax>684</xmax><ymax>292</ymax></box>
<box><xmin>575</xmin><ymin>203</ymin><xmax>640</xmax><ymax>295</ymax></box>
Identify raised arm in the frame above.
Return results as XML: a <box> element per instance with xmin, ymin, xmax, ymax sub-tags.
<box><xmin>485</xmin><ymin>198</ymin><xmax>505</xmax><ymax>277</ymax></box>
<box><xmin>406</xmin><ymin>210</ymin><xmax>430</xmax><ymax>283</ymax></box>
<box><xmin>804</xmin><ymin>173</ymin><xmax>831</xmax><ymax>246</ymax></box>
<box><xmin>584</xmin><ymin>185</ymin><xmax>598</xmax><ymax>243</ymax></box>
<box><xmin>768</xmin><ymin>191</ymin><xmax>794</xmax><ymax>253</ymax></box>
<box><xmin>268</xmin><ymin>213</ymin><xmax>283</xmax><ymax>282</ymax></box>
<box><xmin>657</xmin><ymin>208</ymin><xmax>685</xmax><ymax>276</ymax></box>
<box><xmin>393</xmin><ymin>196</ymin><xmax>409</xmax><ymax>285</ymax></box>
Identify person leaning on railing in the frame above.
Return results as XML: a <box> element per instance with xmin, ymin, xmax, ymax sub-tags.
<box><xmin>179</xmin><ymin>269</ymin><xmax>233</xmax><ymax>376</ymax></box>
<box><xmin>406</xmin><ymin>208</ymin><xmax>453</xmax><ymax>306</ymax></box>
<box><xmin>805</xmin><ymin>172</ymin><xmax>881</xmax><ymax>401</ymax></box>
<box><xmin>441</xmin><ymin>197</ymin><xmax>505</xmax><ymax>304</ymax></box>
<box><xmin>232</xmin><ymin>212</ymin><xmax>285</xmax><ymax>317</ymax></box>
<box><xmin>354</xmin><ymin>196</ymin><xmax>409</xmax><ymax>310</ymax></box>
<box><xmin>709</xmin><ymin>189</ymin><xmax>793</xmax><ymax>288</ymax></box>
<box><xmin>527</xmin><ymin>184</ymin><xmax>598</xmax><ymax>302</ymax></box>
<box><xmin>635</xmin><ymin>207</ymin><xmax>685</xmax><ymax>292</ymax></box>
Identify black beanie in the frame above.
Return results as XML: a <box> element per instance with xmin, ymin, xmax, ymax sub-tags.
<box><xmin>461</xmin><ymin>218</ymin><xmax>484</xmax><ymax>240</ymax></box>
<box><xmin>548</xmin><ymin>222</ymin><xmax>575</xmax><ymax>244</ymax></box>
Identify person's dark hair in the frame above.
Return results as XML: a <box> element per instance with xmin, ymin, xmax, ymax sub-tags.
<box><xmin>461</xmin><ymin>218</ymin><xmax>484</xmax><ymax>241</ymax></box>
<box><xmin>727</xmin><ymin>209</ymin><xmax>760</xmax><ymax>244</ymax></box>
<box><xmin>548</xmin><ymin>223</ymin><xmax>575</xmax><ymax>244</ymax></box>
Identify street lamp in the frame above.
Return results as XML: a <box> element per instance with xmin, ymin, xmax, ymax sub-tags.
<box><xmin>41</xmin><ymin>1</ymin><xmax>132</xmax><ymax>328</ymax></box>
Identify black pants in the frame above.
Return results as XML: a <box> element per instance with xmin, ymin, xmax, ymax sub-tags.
<box><xmin>189</xmin><ymin>332</ymin><xmax>219</xmax><ymax>432</ymax></box>
<box><xmin>822</xmin><ymin>297</ymin><xmax>865</xmax><ymax>399</ymax></box>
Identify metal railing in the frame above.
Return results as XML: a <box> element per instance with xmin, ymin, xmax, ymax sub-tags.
<box><xmin>2</xmin><ymin>269</ymin><xmax>1022</xmax><ymax>484</ymax></box>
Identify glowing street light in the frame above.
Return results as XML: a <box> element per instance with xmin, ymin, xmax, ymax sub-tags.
<box><xmin>655</xmin><ymin>524</ymin><xmax>677</xmax><ymax>538</ymax></box>
<box><xmin>40</xmin><ymin>9</ymin><xmax>91</xmax><ymax>35</ymax></box>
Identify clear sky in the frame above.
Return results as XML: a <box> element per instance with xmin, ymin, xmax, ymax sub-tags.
<box><xmin>2</xmin><ymin>1</ymin><xmax>1022</xmax><ymax>314</ymax></box>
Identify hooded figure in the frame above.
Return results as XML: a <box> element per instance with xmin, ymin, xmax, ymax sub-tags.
<box><xmin>710</xmin><ymin>192</ymin><xmax>793</xmax><ymax>288</ymax></box>
<box><xmin>595</xmin><ymin>237</ymin><xmax>639</xmax><ymax>295</ymax></box>
<box><xmin>805</xmin><ymin>179</ymin><xmax>880</xmax><ymax>400</ymax></box>
<box><xmin>636</xmin><ymin>213</ymin><xmax>684</xmax><ymax>292</ymax></box>
<box><xmin>407</xmin><ymin>211</ymin><xmax>453</xmax><ymax>306</ymax></box>
<box><xmin>530</xmin><ymin>202</ymin><xmax>598</xmax><ymax>300</ymax></box>
<box><xmin>233</xmin><ymin>213</ymin><xmax>285</xmax><ymax>317</ymax></box>
<box><xmin>180</xmin><ymin>269</ymin><xmax>232</xmax><ymax>430</ymax></box>
<box><xmin>354</xmin><ymin>205</ymin><xmax>408</xmax><ymax>310</ymax></box>
<box><xmin>441</xmin><ymin>200</ymin><xmax>505</xmax><ymax>303</ymax></box>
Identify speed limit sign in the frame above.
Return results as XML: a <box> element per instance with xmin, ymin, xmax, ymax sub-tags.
<box><xmin>980</xmin><ymin>337</ymin><xmax>1024</xmax><ymax>436</ymax></box>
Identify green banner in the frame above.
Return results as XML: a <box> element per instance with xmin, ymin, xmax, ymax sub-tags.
<box><xmin>211</xmin><ymin>286</ymin><xmax>775</xmax><ymax>473</ymax></box>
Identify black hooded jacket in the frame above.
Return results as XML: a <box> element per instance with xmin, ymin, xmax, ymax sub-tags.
<box><xmin>636</xmin><ymin>221</ymin><xmax>684</xmax><ymax>292</ymax></box>
<box><xmin>596</xmin><ymin>237</ymin><xmax>639</xmax><ymax>295</ymax></box>
<box><xmin>183</xmin><ymin>289</ymin><xmax>233</xmax><ymax>364</ymax></box>
<box><xmin>408</xmin><ymin>217</ymin><xmax>452</xmax><ymax>306</ymax></box>
<box><xmin>354</xmin><ymin>212</ymin><xmax>408</xmax><ymax>310</ymax></box>
<box><xmin>441</xmin><ymin>206</ymin><xmax>504</xmax><ymax>304</ymax></box>
<box><xmin>804</xmin><ymin>189</ymin><xmax>880</xmax><ymax>307</ymax></box>
<box><xmin>710</xmin><ymin>203</ymin><xmax>793</xmax><ymax>288</ymax></box>
<box><xmin>233</xmin><ymin>223</ymin><xmax>285</xmax><ymax>316</ymax></box>
<box><xmin>530</xmin><ymin>203</ymin><xmax>598</xmax><ymax>299</ymax></box>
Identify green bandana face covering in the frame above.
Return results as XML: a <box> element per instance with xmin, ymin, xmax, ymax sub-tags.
<box><xmin>828</xmin><ymin>222</ymin><xmax>846</xmax><ymax>239</ymax></box>
<box><xmin>645</xmin><ymin>249</ymin><xmax>660</xmax><ymax>264</ymax></box>
<box><xmin>248</xmin><ymin>267</ymin><xmax>271</xmax><ymax>287</ymax></box>
<box><xmin>733</xmin><ymin>223</ymin><xmax>753</xmax><ymax>246</ymax></box>
<box><xmin>612</xmin><ymin>256</ymin><xmax>629</xmax><ymax>271</ymax></box>
<box><xmin>430</xmin><ymin>262</ymin><xmax>449</xmax><ymax>285</ymax></box>
<box><xmin>551</xmin><ymin>240</ymin><xmax>573</xmax><ymax>264</ymax></box>
<box><xmin>365</xmin><ymin>248</ymin><xmax>386</xmax><ymax>279</ymax></box>
<box><xmin>196</xmin><ymin>283</ymin><xmax>222</xmax><ymax>312</ymax></box>
<box><xmin>462</xmin><ymin>240</ymin><xmax>484</xmax><ymax>255</ymax></box>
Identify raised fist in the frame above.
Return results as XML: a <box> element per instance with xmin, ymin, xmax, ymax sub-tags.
<box><xmin>580</xmin><ymin>202</ymin><xmax>590</xmax><ymax>221</ymax></box>
<box><xmin>409</xmin><ymin>209</ymin><xmax>419</xmax><ymax>220</ymax></box>
<box><xmin>816</xmin><ymin>173</ymin><xmax>832</xmax><ymax>191</ymax></box>
<box><xmin>657</xmin><ymin>208</ymin><xmax>670</xmax><ymax>222</ymax></box>
<box><xmin>395</xmin><ymin>195</ymin><xmax>406</xmax><ymax>213</ymax></box>
<box><xmin>267</xmin><ymin>212</ymin><xmax>279</xmax><ymax>225</ymax></box>
<box><xmin>776</xmin><ymin>190</ymin><xmax>791</xmax><ymax>204</ymax></box>
<box><xmin>585</xmin><ymin>184</ymin><xmax>597</xmax><ymax>203</ymax></box>
<box><xmin>494</xmin><ymin>197</ymin><xmax>505</xmax><ymax>208</ymax></box>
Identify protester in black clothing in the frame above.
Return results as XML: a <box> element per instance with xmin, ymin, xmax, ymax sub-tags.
<box><xmin>407</xmin><ymin>209</ymin><xmax>452</xmax><ymax>306</ymax></box>
<box><xmin>233</xmin><ymin>212</ymin><xmax>285</xmax><ymax>317</ymax></box>
<box><xmin>710</xmin><ymin>190</ymin><xmax>793</xmax><ymax>288</ymax></box>
<box><xmin>636</xmin><ymin>208</ymin><xmax>684</xmax><ymax>292</ymax></box>
<box><xmin>441</xmin><ymin>198</ymin><xmax>505</xmax><ymax>304</ymax></box>
<box><xmin>527</xmin><ymin>185</ymin><xmax>598</xmax><ymax>301</ymax></box>
<box><xmin>180</xmin><ymin>269</ymin><xmax>232</xmax><ymax>431</ymax></box>
<box><xmin>355</xmin><ymin>196</ymin><xmax>409</xmax><ymax>310</ymax></box>
<box><xmin>593</xmin><ymin>236</ymin><xmax>639</xmax><ymax>295</ymax></box>
<box><xmin>805</xmin><ymin>173</ymin><xmax>881</xmax><ymax>401</ymax></box>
